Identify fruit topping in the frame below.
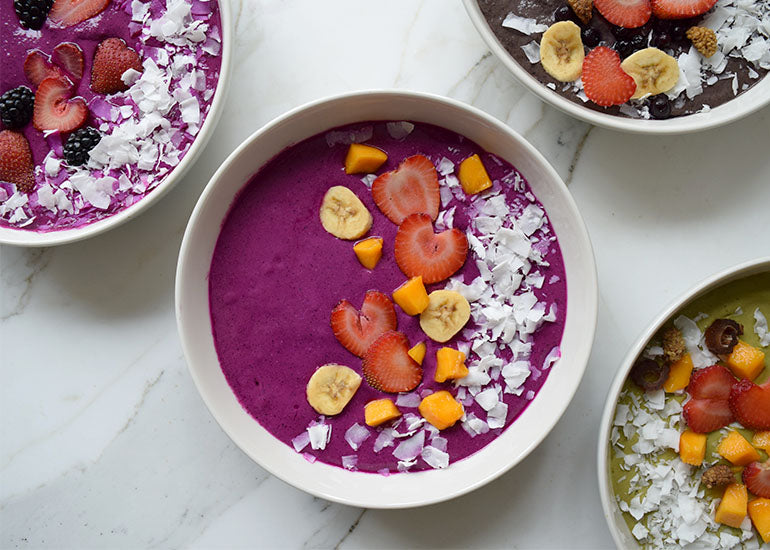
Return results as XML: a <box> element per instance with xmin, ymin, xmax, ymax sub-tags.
<box><xmin>63</xmin><ymin>127</ymin><xmax>101</xmax><ymax>166</ymax></box>
<box><xmin>330</xmin><ymin>290</ymin><xmax>397</xmax><ymax>358</ymax></box>
<box><xmin>32</xmin><ymin>76</ymin><xmax>88</xmax><ymax>132</ymax></box>
<box><xmin>0</xmin><ymin>130</ymin><xmax>35</xmax><ymax>193</ymax></box>
<box><xmin>647</xmin><ymin>93</ymin><xmax>672</xmax><ymax>119</ymax></box>
<box><xmin>581</xmin><ymin>27</ymin><xmax>602</xmax><ymax>48</ymax></box>
<box><xmin>394</xmin><ymin>213</ymin><xmax>468</xmax><ymax>284</ymax></box>
<box><xmin>418</xmin><ymin>390</ymin><xmax>464</xmax><ymax>430</ymax></box>
<box><xmin>662</xmin><ymin>327</ymin><xmax>686</xmax><ymax>363</ymax></box>
<box><xmin>725</xmin><ymin>340</ymin><xmax>765</xmax><ymax>381</ymax></box>
<box><xmin>568</xmin><ymin>0</ymin><xmax>594</xmax><ymax>24</ymax></box>
<box><xmin>663</xmin><ymin>352</ymin><xmax>693</xmax><ymax>392</ymax></box>
<box><xmin>13</xmin><ymin>0</ymin><xmax>54</xmax><ymax>30</ymax></box>
<box><xmin>371</xmin><ymin>154</ymin><xmax>439</xmax><ymax>225</ymax></box>
<box><xmin>582</xmin><ymin>46</ymin><xmax>637</xmax><ymax>106</ymax></box>
<box><xmin>392</xmin><ymin>276</ymin><xmax>430</xmax><ymax>316</ymax></box>
<box><xmin>24</xmin><ymin>50</ymin><xmax>65</xmax><ymax>88</ymax></box>
<box><xmin>305</xmin><ymin>364</ymin><xmax>361</xmax><ymax>416</ymax></box>
<box><xmin>630</xmin><ymin>358</ymin><xmax>670</xmax><ymax>391</ymax></box>
<box><xmin>650</xmin><ymin>0</ymin><xmax>718</xmax><ymax>20</ymax></box>
<box><xmin>319</xmin><ymin>185</ymin><xmax>373</xmax><ymax>240</ymax></box>
<box><xmin>364</xmin><ymin>398</ymin><xmax>401</xmax><ymax>427</ymax></box>
<box><xmin>729</xmin><ymin>379</ymin><xmax>770</xmax><ymax>431</ymax></box>
<box><xmin>714</xmin><ymin>483</ymin><xmax>748</xmax><ymax>528</ymax></box>
<box><xmin>539</xmin><ymin>21</ymin><xmax>585</xmax><ymax>82</ymax></box>
<box><xmin>701</xmin><ymin>464</ymin><xmax>735</xmax><ymax>489</ymax></box>
<box><xmin>407</xmin><ymin>342</ymin><xmax>426</xmax><ymax>365</ymax></box>
<box><xmin>419</xmin><ymin>290</ymin><xmax>471</xmax><ymax>343</ymax></box>
<box><xmin>49</xmin><ymin>0</ymin><xmax>110</xmax><ymax>27</ymax></box>
<box><xmin>0</xmin><ymin>86</ymin><xmax>35</xmax><ymax>129</ymax></box>
<box><xmin>457</xmin><ymin>153</ymin><xmax>492</xmax><ymax>195</ymax></box>
<box><xmin>434</xmin><ymin>347</ymin><xmax>468</xmax><ymax>383</ymax></box>
<box><xmin>748</xmin><ymin>498</ymin><xmax>770</xmax><ymax>543</ymax></box>
<box><xmin>362</xmin><ymin>331</ymin><xmax>422</xmax><ymax>393</ymax></box>
<box><xmin>620</xmin><ymin>47</ymin><xmax>679</xmax><ymax>98</ymax></box>
<box><xmin>704</xmin><ymin>318</ymin><xmax>743</xmax><ymax>355</ymax></box>
<box><xmin>753</xmin><ymin>431</ymin><xmax>770</xmax><ymax>453</ymax></box>
<box><xmin>554</xmin><ymin>5</ymin><xmax>577</xmax><ymax>22</ymax></box>
<box><xmin>679</xmin><ymin>429</ymin><xmax>707</xmax><ymax>465</ymax></box>
<box><xmin>717</xmin><ymin>429</ymin><xmax>761</xmax><ymax>466</ymax></box>
<box><xmin>344</xmin><ymin>143</ymin><xmax>387</xmax><ymax>175</ymax></box>
<box><xmin>353</xmin><ymin>237</ymin><xmax>383</xmax><ymax>270</ymax></box>
<box><xmin>90</xmin><ymin>38</ymin><xmax>142</xmax><ymax>95</ymax></box>
<box><xmin>594</xmin><ymin>0</ymin><xmax>652</xmax><ymax>29</ymax></box>
<box><xmin>743</xmin><ymin>460</ymin><xmax>770</xmax><ymax>498</ymax></box>
<box><xmin>686</xmin><ymin>364</ymin><xmax>735</xmax><ymax>400</ymax></box>
<box><xmin>52</xmin><ymin>42</ymin><xmax>85</xmax><ymax>81</ymax></box>
<box><xmin>683</xmin><ymin>397</ymin><xmax>733</xmax><ymax>433</ymax></box>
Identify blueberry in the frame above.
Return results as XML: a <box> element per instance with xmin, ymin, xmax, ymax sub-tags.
<box><xmin>615</xmin><ymin>39</ymin><xmax>633</xmax><ymax>58</ymax></box>
<box><xmin>612</xmin><ymin>26</ymin><xmax>637</xmax><ymax>40</ymax></box>
<box><xmin>581</xmin><ymin>27</ymin><xmax>602</xmax><ymax>47</ymax></box>
<box><xmin>554</xmin><ymin>5</ymin><xmax>574</xmax><ymax>22</ymax></box>
<box><xmin>651</xmin><ymin>32</ymin><xmax>672</xmax><ymax>49</ymax></box>
<box><xmin>648</xmin><ymin>94</ymin><xmax>672</xmax><ymax>119</ymax></box>
<box><xmin>629</xmin><ymin>33</ymin><xmax>647</xmax><ymax>52</ymax></box>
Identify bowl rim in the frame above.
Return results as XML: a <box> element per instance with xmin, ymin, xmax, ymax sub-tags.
<box><xmin>461</xmin><ymin>0</ymin><xmax>770</xmax><ymax>135</ymax></box>
<box><xmin>0</xmin><ymin>0</ymin><xmax>234</xmax><ymax>247</ymax></box>
<box><xmin>596</xmin><ymin>256</ymin><xmax>770</xmax><ymax>549</ymax></box>
<box><xmin>175</xmin><ymin>89</ymin><xmax>599</xmax><ymax>508</ymax></box>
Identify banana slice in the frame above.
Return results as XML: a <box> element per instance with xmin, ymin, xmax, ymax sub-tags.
<box><xmin>306</xmin><ymin>364</ymin><xmax>362</xmax><ymax>416</ymax></box>
<box><xmin>319</xmin><ymin>186</ymin><xmax>373</xmax><ymax>240</ymax></box>
<box><xmin>620</xmin><ymin>48</ymin><xmax>680</xmax><ymax>99</ymax></box>
<box><xmin>420</xmin><ymin>290</ymin><xmax>471</xmax><ymax>343</ymax></box>
<box><xmin>540</xmin><ymin>21</ymin><xmax>585</xmax><ymax>82</ymax></box>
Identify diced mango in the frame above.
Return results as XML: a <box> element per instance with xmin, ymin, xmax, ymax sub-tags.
<box><xmin>718</xmin><ymin>430</ymin><xmax>761</xmax><ymax>466</ymax></box>
<box><xmin>344</xmin><ymin>143</ymin><xmax>387</xmax><ymax>175</ymax></box>
<box><xmin>715</xmin><ymin>483</ymin><xmax>748</xmax><ymax>528</ymax></box>
<box><xmin>434</xmin><ymin>347</ymin><xmax>469</xmax><ymax>383</ymax></box>
<box><xmin>726</xmin><ymin>340</ymin><xmax>765</xmax><ymax>381</ymax></box>
<box><xmin>419</xmin><ymin>391</ymin><xmax>464</xmax><ymax>430</ymax></box>
<box><xmin>664</xmin><ymin>353</ymin><xmax>694</xmax><ymax>393</ymax></box>
<box><xmin>680</xmin><ymin>430</ymin><xmax>708</xmax><ymax>466</ymax></box>
<box><xmin>458</xmin><ymin>154</ymin><xmax>492</xmax><ymax>195</ymax></box>
<box><xmin>748</xmin><ymin>498</ymin><xmax>770</xmax><ymax>543</ymax></box>
<box><xmin>752</xmin><ymin>431</ymin><xmax>770</xmax><ymax>453</ymax></box>
<box><xmin>408</xmin><ymin>342</ymin><xmax>427</xmax><ymax>365</ymax></box>
<box><xmin>353</xmin><ymin>237</ymin><xmax>383</xmax><ymax>270</ymax></box>
<box><xmin>392</xmin><ymin>276</ymin><xmax>430</xmax><ymax>316</ymax></box>
<box><xmin>364</xmin><ymin>399</ymin><xmax>401</xmax><ymax>427</ymax></box>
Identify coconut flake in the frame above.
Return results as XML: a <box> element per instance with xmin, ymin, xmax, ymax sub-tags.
<box><xmin>393</xmin><ymin>430</ymin><xmax>425</xmax><ymax>461</ymax></box>
<box><xmin>421</xmin><ymin>445</ymin><xmax>450</xmax><ymax>469</ymax></box>
<box><xmin>502</xmin><ymin>13</ymin><xmax>548</xmax><ymax>35</ymax></box>
<box><xmin>385</xmin><ymin>121</ymin><xmax>414</xmax><ymax>140</ymax></box>
<box><xmin>344</xmin><ymin>423</ymin><xmax>371</xmax><ymax>451</ymax></box>
<box><xmin>754</xmin><ymin>308</ymin><xmax>770</xmax><ymax>347</ymax></box>
<box><xmin>291</xmin><ymin>431</ymin><xmax>310</xmax><ymax>452</ymax></box>
<box><xmin>341</xmin><ymin>455</ymin><xmax>358</xmax><ymax>470</ymax></box>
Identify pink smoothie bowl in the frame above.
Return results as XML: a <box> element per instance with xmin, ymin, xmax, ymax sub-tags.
<box><xmin>175</xmin><ymin>90</ymin><xmax>599</xmax><ymax>508</ymax></box>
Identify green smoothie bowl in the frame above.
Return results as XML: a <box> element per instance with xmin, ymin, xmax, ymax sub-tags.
<box><xmin>598</xmin><ymin>258</ymin><xmax>770</xmax><ymax>549</ymax></box>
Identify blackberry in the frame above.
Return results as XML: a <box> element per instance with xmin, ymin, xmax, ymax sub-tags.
<box><xmin>648</xmin><ymin>94</ymin><xmax>672</xmax><ymax>119</ymax></box>
<box><xmin>581</xmin><ymin>27</ymin><xmax>602</xmax><ymax>48</ymax></box>
<box><xmin>0</xmin><ymin>86</ymin><xmax>34</xmax><ymax>129</ymax></box>
<box><xmin>13</xmin><ymin>0</ymin><xmax>54</xmax><ymax>30</ymax></box>
<box><xmin>63</xmin><ymin>127</ymin><xmax>102</xmax><ymax>166</ymax></box>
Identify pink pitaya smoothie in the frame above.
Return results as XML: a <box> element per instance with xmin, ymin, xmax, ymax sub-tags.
<box><xmin>209</xmin><ymin>121</ymin><xmax>568</xmax><ymax>474</ymax></box>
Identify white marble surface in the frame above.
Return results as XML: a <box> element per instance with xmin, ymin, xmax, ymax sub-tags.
<box><xmin>1</xmin><ymin>1</ymin><xmax>769</xmax><ymax>548</ymax></box>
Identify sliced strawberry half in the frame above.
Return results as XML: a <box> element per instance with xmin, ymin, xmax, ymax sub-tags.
<box><xmin>362</xmin><ymin>331</ymin><xmax>422</xmax><ymax>393</ymax></box>
<box><xmin>24</xmin><ymin>50</ymin><xmax>66</xmax><ymax>88</ymax></box>
<box><xmin>742</xmin><ymin>460</ymin><xmax>770</xmax><ymax>498</ymax></box>
<box><xmin>330</xmin><ymin>290</ymin><xmax>397</xmax><ymax>358</ymax></box>
<box><xmin>682</xmin><ymin>398</ymin><xmax>733</xmax><ymax>433</ymax></box>
<box><xmin>594</xmin><ymin>0</ymin><xmax>652</xmax><ymax>28</ymax></box>
<box><xmin>53</xmin><ymin>42</ymin><xmax>85</xmax><ymax>81</ymax></box>
<box><xmin>0</xmin><ymin>131</ymin><xmax>35</xmax><ymax>193</ymax></box>
<box><xmin>582</xmin><ymin>47</ymin><xmax>637</xmax><ymax>107</ymax></box>
<box><xmin>394</xmin><ymin>212</ymin><xmax>468</xmax><ymax>284</ymax></box>
<box><xmin>33</xmin><ymin>77</ymin><xmax>88</xmax><ymax>133</ymax></box>
<box><xmin>91</xmin><ymin>37</ymin><xmax>143</xmax><ymax>95</ymax></box>
<box><xmin>651</xmin><ymin>0</ymin><xmax>717</xmax><ymax>19</ymax></box>
<box><xmin>686</xmin><ymin>364</ymin><xmax>735</xmax><ymax>400</ymax></box>
<box><xmin>729</xmin><ymin>379</ymin><xmax>770</xmax><ymax>431</ymax></box>
<box><xmin>371</xmin><ymin>154</ymin><xmax>440</xmax><ymax>225</ymax></box>
<box><xmin>49</xmin><ymin>0</ymin><xmax>110</xmax><ymax>27</ymax></box>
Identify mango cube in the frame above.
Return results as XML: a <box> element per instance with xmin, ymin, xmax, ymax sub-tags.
<box><xmin>364</xmin><ymin>399</ymin><xmax>401</xmax><ymax>427</ymax></box>
<box><xmin>392</xmin><ymin>276</ymin><xmax>430</xmax><ymax>316</ymax></box>
<box><xmin>663</xmin><ymin>353</ymin><xmax>694</xmax><ymax>393</ymax></box>
<box><xmin>680</xmin><ymin>430</ymin><xmax>708</xmax><ymax>466</ymax></box>
<box><xmin>434</xmin><ymin>347</ymin><xmax>469</xmax><ymax>383</ymax></box>
<box><xmin>353</xmin><ymin>237</ymin><xmax>383</xmax><ymax>270</ymax></box>
<box><xmin>718</xmin><ymin>430</ymin><xmax>761</xmax><ymax>466</ymax></box>
<box><xmin>344</xmin><ymin>143</ymin><xmax>387</xmax><ymax>175</ymax></box>
<box><xmin>726</xmin><ymin>340</ymin><xmax>765</xmax><ymax>381</ymax></box>
<box><xmin>458</xmin><ymin>154</ymin><xmax>492</xmax><ymax>195</ymax></box>
<box><xmin>407</xmin><ymin>342</ymin><xmax>427</xmax><ymax>365</ymax></box>
<box><xmin>715</xmin><ymin>483</ymin><xmax>748</xmax><ymax>528</ymax></box>
<box><xmin>752</xmin><ymin>431</ymin><xmax>770</xmax><ymax>453</ymax></box>
<box><xmin>748</xmin><ymin>498</ymin><xmax>770</xmax><ymax>543</ymax></box>
<box><xmin>419</xmin><ymin>391</ymin><xmax>464</xmax><ymax>430</ymax></box>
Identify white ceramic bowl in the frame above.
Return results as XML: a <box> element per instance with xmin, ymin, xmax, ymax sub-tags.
<box><xmin>462</xmin><ymin>0</ymin><xmax>770</xmax><ymax>134</ymax></box>
<box><xmin>597</xmin><ymin>257</ymin><xmax>770</xmax><ymax>548</ymax></box>
<box><xmin>0</xmin><ymin>0</ymin><xmax>232</xmax><ymax>247</ymax></box>
<box><xmin>176</xmin><ymin>90</ymin><xmax>598</xmax><ymax>508</ymax></box>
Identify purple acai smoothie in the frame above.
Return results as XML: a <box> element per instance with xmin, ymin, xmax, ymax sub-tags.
<box><xmin>209</xmin><ymin>121</ymin><xmax>568</xmax><ymax>474</ymax></box>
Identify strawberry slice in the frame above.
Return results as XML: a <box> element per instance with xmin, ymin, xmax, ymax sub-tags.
<box><xmin>33</xmin><ymin>77</ymin><xmax>88</xmax><ymax>133</ymax></box>
<box><xmin>362</xmin><ymin>331</ymin><xmax>422</xmax><ymax>393</ymax></box>
<box><xmin>582</xmin><ymin>47</ymin><xmax>637</xmax><ymax>107</ymax></box>
<box><xmin>53</xmin><ymin>42</ymin><xmax>85</xmax><ymax>81</ymax></box>
<box><xmin>371</xmin><ymin>155</ymin><xmax>440</xmax><ymax>225</ymax></box>
<box><xmin>330</xmin><ymin>290</ymin><xmax>397</xmax><ymax>357</ymax></box>
<box><xmin>594</xmin><ymin>0</ymin><xmax>652</xmax><ymax>28</ymax></box>
<box><xmin>682</xmin><ymin>398</ymin><xmax>733</xmax><ymax>433</ymax></box>
<box><xmin>0</xmin><ymin>131</ymin><xmax>35</xmax><ymax>193</ymax></box>
<box><xmin>90</xmin><ymin>37</ymin><xmax>143</xmax><ymax>95</ymax></box>
<box><xmin>394</xmin><ymin>212</ymin><xmax>468</xmax><ymax>284</ymax></box>
<box><xmin>49</xmin><ymin>0</ymin><xmax>110</xmax><ymax>27</ymax></box>
<box><xmin>729</xmin><ymin>379</ymin><xmax>770</xmax><ymax>431</ymax></box>
<box><xmin>743</xmin><ymin>460</ymin><xmax>770</xmax><ymax>498</ymax></box>
<box><xmin>651</xmin><ymin>0</ymin><xmax>717</xmax><ymax>19</ymax></box>
<box><xmin>24</xmin><ymin>50</ymin><xmax>65</xmax><ymax>88</ymax></box>
<box><xmin>686</xmin><ymin>365</ymin><xmax>735</xmax><ymax>400</ymax></box>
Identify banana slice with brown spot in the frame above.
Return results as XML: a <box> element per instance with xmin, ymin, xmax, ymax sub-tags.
<box><xmin>540</xmin><ymin>21</ymin><xmax>585</xmax><ymax>82</ymax></box>
<box><xmin>419</xmin><ymin>290</ymin><xmax>471</xmax><ymax>343</ymax></box>
<box><xmin>319</xmin><ymin>186</ymin><xmax>373</xmax><ymax>240</ymax></box>
<box><xmin>620</xmin><ymin>47</ymin><xmax>680</xmax><ymax>99</ymax></box>
<box><xmin>306</xmin><ymin>364</ymin><xmax>362</xmax><ymax>415</ymax></box>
